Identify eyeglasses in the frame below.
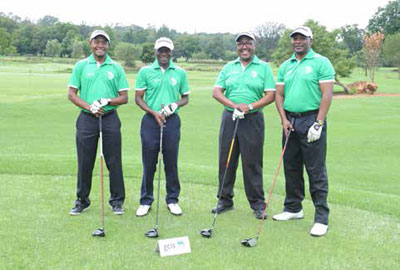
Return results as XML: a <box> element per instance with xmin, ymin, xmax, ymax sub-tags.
<box><xmin>237</xmin><ymin>41</ymin><xmax>254</xmax><ymax>47</ymax></box>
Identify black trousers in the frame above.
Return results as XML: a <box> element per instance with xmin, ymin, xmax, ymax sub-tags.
<box><xmin>75</xmin><ymin>111</ymin><xmax>125</xmax><ymax>207</ymax></box>
<box><xmin>283</xmin><ymin>111</ymin><xmax>329</xmax><ymax>225</ymax></box>
<box><xmin>139</xmin><ymin>113</ymin><xmax>181</xmax><ymax>205</ymax></box>
<box><xmin>217</xmin><ymin>110</ymin><xmax>266</xmax><ymax>210</ymax></box>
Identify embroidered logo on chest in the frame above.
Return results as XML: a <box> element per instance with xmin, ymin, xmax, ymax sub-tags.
<box><xmin>107</xmin><ymin>71</ymin><xmax>114</xmax><ymax>80</ymax></box>
<box><xmin>170</xmin><ymin>77</ymin><xmax>177</xmax><ymax>86</ymax></box>
<box><xmin>251</xmin><ymin>71</ymin><xmax>258</xmax><ymax>78</ymax></box>
<box><xmin>305</xmin><ymin>66</ymin><xmax>312</xmax><ymax>74</ymax></box>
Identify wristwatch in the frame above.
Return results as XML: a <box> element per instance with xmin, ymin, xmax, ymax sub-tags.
<box><xmin>248</xmin><ymin>103</ymin><xmax>254</xmax><ymax>110</ymax></box>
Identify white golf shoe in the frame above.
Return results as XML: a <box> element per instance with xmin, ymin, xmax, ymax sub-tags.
<box><xmin>167</xmin><ymin>203</ymin><xmax>182</xmax><ymax>215</ymax></box>
<box><xmin>272</xmin><ymin>210</ymin><xmax>304</xmax><ymax>221</ymax></box>
<box><xmin>136</xmin><ymin>205</ymin><xmax>151</xmax><ymax>217</ymax></box>
<box><xmin>310</xmin><ymin>223</ymin><xmax>328</xmax><ymax>237</ymax></box>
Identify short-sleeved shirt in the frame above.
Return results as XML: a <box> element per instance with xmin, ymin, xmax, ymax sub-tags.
<box><xmin>276</xmin><ymin>49</ymin><xmax>335</xmax><ymax>112</ymax></box>
<box><xmin>68</xmin><ymin>54</ymin><xmax>129</xmax><ymax>112</ymax></box>
<box><xmin>214</xmin><ymin>55</ymin><xmax>276</xmax><ymax>112</ymax></box>
<box><xmin>135</xmin><ymin>60</ymin><xmax>190</xmax><ymax>112</ymax></box>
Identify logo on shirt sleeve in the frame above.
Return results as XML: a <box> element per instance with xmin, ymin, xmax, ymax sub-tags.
<box><xmin>107</xmin><ymin>71</ymin><xmax>114</xmax><ymax>80</ymax></box>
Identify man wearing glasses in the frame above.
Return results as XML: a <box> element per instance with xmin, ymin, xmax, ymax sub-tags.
<box><xmin>211</xmin><ymin>32</ymin><xmax>276</xmax><ymax>219</ymax></box>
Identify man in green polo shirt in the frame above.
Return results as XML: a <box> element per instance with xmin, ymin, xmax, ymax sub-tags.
<box><xmin>134</xmin><ymin>37</ymin><xmax>189</xmax><ymax>217</ymax></box>
<box><xmin>67</xmin><ymin>30</ymin><xmax>129</xmax><ymax>216</ymax></box>
<box><xmin>211</xmin><ymin>32</ymin><xmax>276</xmax><ymax>219</ymax></box>
<box><xmin>273</xmin><ymin>26</ymin><xmax>335</xmax><ymax>237</ymax></box>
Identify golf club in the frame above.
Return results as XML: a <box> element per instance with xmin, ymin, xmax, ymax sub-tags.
<box><xmin>241</xmin><ymin>120</ymin><xmax>294</xmax><ymax>247</ymax></box>
<box><xmin>145</xmin><ymin>124</ymin><xmax>164</xmax><ymax>238</ymax></box>
<box><xmin>93</xmin><ymin>115</ymin><xmax>105</xmax><ymax>237</ymax></box>
<box><xmin>201</xmin><ymin>117</ymin><xmax>240</xmax><ymax>238</ymax></box>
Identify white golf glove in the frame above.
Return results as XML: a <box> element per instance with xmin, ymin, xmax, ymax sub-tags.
<box><xmin>307</xmin><ymin>121</ymin><xmax>324</xmax><ymax>143</ymax></box>
<box><xmin>232</xmin><ymin>108</ymin><xmax>245</xmax><ymax>121</ymax></box>
<box><xmin>89</xmin><ymin>98</ymin><xmax>111</xmax><ymax>114</ymax></box>
<box><xmin>161</xmin><ymin>102</ymin><xmax>178</xmax><ymax>117</ymax></box>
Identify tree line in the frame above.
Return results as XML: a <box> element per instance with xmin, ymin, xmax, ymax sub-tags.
<box><xmin>0</xmin><ymin>0</ymin><xmax>399</xmax><ymax>84</ymax></box>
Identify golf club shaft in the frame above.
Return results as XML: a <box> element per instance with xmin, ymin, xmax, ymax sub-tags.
<box><xmin>211</xmin><ymin>118</ymin><xmax>240</xmax><ymax>228</ymax></box>
<box><xmin>99</xmin><ymin>116</ymin><xmax>104</xmax><ymax>229</ymax></box>
<box><xmin>155</xmin><ymin>124</ymin><xmax>164</xmax><ymax>230</ymax></box>
<box><xmin>255</xmin><ymin>121</ymin><xmax>294</xmax><ymax>239</ymax></box>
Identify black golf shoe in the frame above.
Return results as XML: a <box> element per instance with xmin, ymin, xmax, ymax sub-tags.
<box><xmin>69</xmin><ymin>205</ymin><xmax>89</xmax><ymax>216</ymax></box>
<box><xmin>211</xmin><ymin>204</ymin><xmax>234</xmax><ymax>214</ymax></box>
<box><xmin>112</xmin><ymin>205</ymin><xmax>124</xmax><ymax>215</ymax></box>
<box><xmin>254</xmin><ymin>209</ymin><xmax>267</xmax><ymax>220</ymax></box>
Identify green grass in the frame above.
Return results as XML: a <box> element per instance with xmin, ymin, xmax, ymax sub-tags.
<box><xmin>0</xmin><ymin>58</ymin><xmax>399</xmax><ymax>270</ymax></box>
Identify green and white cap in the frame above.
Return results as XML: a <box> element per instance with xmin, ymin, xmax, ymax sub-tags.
<box><xmin>90</xmin><ymin>30</ymin><xmax>110</xmax><ymax>43</ymax></box>
<box><xmin>290</xmin><ymin>26</ymin><xmax>313</xmax><ymax>39</ymax></box>
<box><xmin>155</xmin><ymin>37</ymin><xmax>174</xmax><ymax>50</ymax></box>
<box><xmin>235</xmin><ymin>31</ymin><xmax>256</xmax><ymax>41</ymax></box>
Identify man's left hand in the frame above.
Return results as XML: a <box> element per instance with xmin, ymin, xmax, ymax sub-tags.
<box><xmin>307</xmin><ymin>122</ymin><xmax>323</xmax><ymax>143</ymax></box>
<box><xmin>161</xmin><ymin>102</ymin><xmax>178</xmax><ymax>117</ymax></box>
<box><xmin>232</xmin><ymin>108</ymin><xmax>245</xmax><ymax>121</ymax></box>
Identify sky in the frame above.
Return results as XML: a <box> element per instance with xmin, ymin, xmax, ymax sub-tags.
<box><xmin>0</xmin><ymin>0</ymin><xmax>391</xmax><ymax>34</ymax></box>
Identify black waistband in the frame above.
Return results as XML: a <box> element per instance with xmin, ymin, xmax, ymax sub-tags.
<box><xmin>285</xmin><ymin>110</ymin><xmax>318</xmax><ymax>118</ymax></box>
<box><xmin>82</xmin><ymin>110</ymin><xmax>116</xmax><ymax>117</ymax></box>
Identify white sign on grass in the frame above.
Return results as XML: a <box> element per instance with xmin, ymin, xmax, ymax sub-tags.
<box><xmin>154</xmin><ymin>236</ymin><xmax>191</xmax><ymax>257</ymax></box>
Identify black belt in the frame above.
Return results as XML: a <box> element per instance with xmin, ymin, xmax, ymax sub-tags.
<box><xmin>82</xmin><ymin>109</ymin><xmax>116</xmax><ymax>117</ymax></box>
<box><xmin>285</xmin><ymin>110</ymin><xmax>318</xmax><ymax>118</ymax></box>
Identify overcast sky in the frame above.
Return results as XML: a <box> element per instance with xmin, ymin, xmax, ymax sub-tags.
<box><xmin>0</xmin><ymin>0</ymin><xmax>391</xmax><ymax>34</ymax></box>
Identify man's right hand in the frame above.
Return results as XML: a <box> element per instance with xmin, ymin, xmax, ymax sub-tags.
<box><xmin>282</xmin><ymin>118</ymin><xmax>294</xmax><ymax>135</ymax></box>
<box><xmin>153</xmin><ymin>111</ymin><xmax>166</xmax><ymax>127</ymax></box>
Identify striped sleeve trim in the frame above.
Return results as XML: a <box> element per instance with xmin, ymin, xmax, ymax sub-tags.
<box><xmin>135</xmin><ymin>87</ymin><xmax>147</xmax><ymax>91</ymax></box>
<box><xmin>182</xmin><ymin>91</ymin><xmax>190</xmax><ymax>95</ymax></box>
<box><xmin>214</xmin><ymin>85</ymin><xmax>224</xmax><ymax>89</ymax></box>
<box><xmin>319</xmin><ymin>79</ymin><xmax>335</xmax><ymax>83</ymax></box>
<box><xmin>118</xmin><ymin>88</ymin><xmax>129</xmax><ymax>92</ymax></box>
<box><xmin>68</xmin><ymin>84</ymin><xmax>78</xmax><ymax>89</ymax></box>
<box><xmin>264</xmin><ymin>88</ymin><xmax>276</xmax><ymax>92</ymax></box>
<box><xmin>275</xmin><ymin>82</ymin><xmax>284</xmax><ymax>85</ymax></box>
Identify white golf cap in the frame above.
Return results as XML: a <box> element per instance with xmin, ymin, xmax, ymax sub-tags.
<box><xmin>290</xmin><ymin>26</ymin><xmax>313</xmax><ymax>39</ymax></box>
<box><xmin>235</xmin><ymin>32</ymin><xmax>256</xmax><ymax>42</ymax></box>
<box><xmin>154</xmin><ymin>37</ymin><xmax>174</xmax><ymax>51</ymax></box>
<box><xmin>90</xmin><ymin>30</ymin><xmax>110</xmax><ymax>43</ymax></box>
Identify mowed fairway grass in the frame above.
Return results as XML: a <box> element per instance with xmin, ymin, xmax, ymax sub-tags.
<box><xmin>0</xmin><ymin>58</ymin><xmax>399</xmax><ymax>270</ymax></box>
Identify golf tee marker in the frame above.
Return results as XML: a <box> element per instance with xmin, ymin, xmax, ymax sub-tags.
<box><xmin>154</xmin><ymin>236</ymin><xmax>191</xmax><ymax>257</ymax></box>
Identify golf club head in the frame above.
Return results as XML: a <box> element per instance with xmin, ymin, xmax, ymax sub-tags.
<box><xmin>145</xmin><ymin>228</ymin><xmax>159</xmax><ymax>238</ymax></box>
<box><xmin>241</xmin><ymin>238</ymin><xmax>257</xmax><ymax>247</ymax></box>
<box><xmin>92</xmin><ymin>227</ymin><xmax>105</xmax><ymax>237</ymax></box>
<box><xmin>200</xmin><ymin>228</ymin><xmax>213</xmax><ymax>238</ymax></box>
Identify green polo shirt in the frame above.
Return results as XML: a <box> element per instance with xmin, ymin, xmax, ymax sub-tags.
<box><xmin>276</xmin><ymin>49</ymin><xmax>335</xmax><ymax>113</ymax></box>
<box><xmin>135</xmin><ymin>60</ymin><xmax>190</xmax><ymax>112</ymax></box>
<box><xmin>68</xmin><ymin>54</ymin><xmax>129</xmax><ymax>112</ymax></box>
<box><xmin>214</xmin><ymin>55</ymin><xmax>276</xmax><ymax>112</ymax></box>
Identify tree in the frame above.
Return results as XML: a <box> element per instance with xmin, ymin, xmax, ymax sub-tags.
<box><xmin>362</xmin><ymin>32</ymin><xmax>384</xmax><ymax>82</ymax></box>
<box><xmin>71</xmin><ymin>40</ymin><xmax>87</xmax><ymax>58</ymax></box>
<box><xmin>338</xmin><ymin>24</ymin><xmax>364</xmax><ymax>56</ymax></box>
<box><xmin>383</xmin><ymin>33</ymin><xmax>400</xmax><ymax>79</ymax></box>
<box><xmin>173</xmin><ymin>36</ymin><xmax>201</xmax><ymax>61</ymax></box>
<box><xmin>368</xmin><ymin>0</ymin><xmax>400</xmax><ymax>35</ymax></box>
<box><xmin>38</xmin><ymin>15</ymin><xmax>59</xmax><ymax>27</ymax></box>
<box><xmin>272</xmin><ymin>20</ymin><xmax>355</xmax><ymax>93</ymax></box>
<box><xmin>114</xmin><ymin>42</ymin><xmax>142</xmax><ymax>67</ymax></box>
<box><xmin>205</xmin><ymin>37</ymin><xmax>226</xmax><ymax>60</ymax></box>
<box><xmin>0</xmin><ymin>27</ymin><xmax>17</xmax><ymax>55</ymax></box>
<box><xmin>254</xmin><ymin>22</ymin><xmax>286</xmax><ymax>61</ymax></box>
<box><xmin>45</xmin><ymin>39</ymin><xmax>62</xmax><ymax>57</ymax></box>
<box><xmin>140</xmin><ymin>42</ymin><xmax>155</xmax><ymax>64</ymax></box>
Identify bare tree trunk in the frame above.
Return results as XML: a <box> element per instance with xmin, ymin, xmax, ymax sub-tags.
<box><xmin>335</xmin><ymin>78</ymin><xmax>351</xmax><ymax>94</ymax></box>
